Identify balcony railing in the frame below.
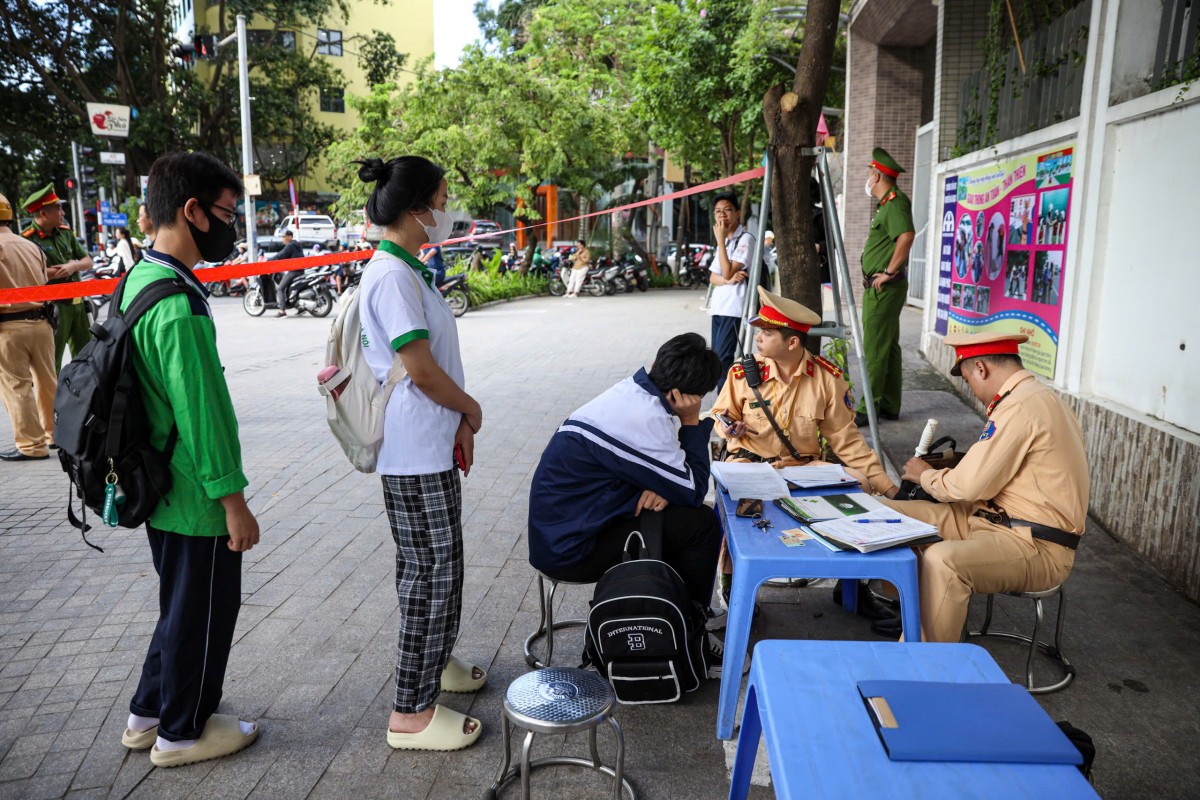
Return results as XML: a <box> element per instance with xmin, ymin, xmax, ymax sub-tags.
<box><xmin>1152</xmin><ymin>0</ymin><xmax>1199</xmax><ymax>91</ymax></box>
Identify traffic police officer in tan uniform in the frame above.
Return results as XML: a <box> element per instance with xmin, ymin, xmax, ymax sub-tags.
<box><xmin>710</xmin><ymin>287</ymin><xmax>899</xmax><ymax>611</ymax></box>
<box><xmin>878</xmin><ymin>331</ymin><xmax>1089</xmax><ymax>642</ymax></box>
<box><xmin>0</xmin><ymin>192</ymin><xmax>57</xmax><ymax>461</ymax></box>
<box><xmin>20</xmin><ymin>183</ymin><xmax>93</xmax><ymax>370</ymax></box>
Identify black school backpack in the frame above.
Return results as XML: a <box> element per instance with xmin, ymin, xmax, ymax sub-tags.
<box><xmin>583</xmin><ymin>512</ymin><xmax>709</xmax><ymax>704</ymax></box>
<box><xmin>54</xmin><ymin>271</ymin><xmax>196</xmax><ymax>550</ymax></box>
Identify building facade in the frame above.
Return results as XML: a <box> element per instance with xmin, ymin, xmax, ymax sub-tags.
<box><xmin>845</xmin><ymin>0</ymin><xmax>1200</xmax><ymax>600</ymax></box>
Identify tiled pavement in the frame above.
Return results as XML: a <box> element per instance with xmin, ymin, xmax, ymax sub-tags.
<box><xmin>1</xmin><ymin>290</ymin><xmax>1198</xmax><ymax>799</ymax></box>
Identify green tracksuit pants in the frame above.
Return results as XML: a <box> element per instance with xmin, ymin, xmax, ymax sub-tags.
<box><xmin>53</xmin><ymin>300</ymin><xmax>91</xmax><ymax>372</ymax></box>
<box><xmin>857</xmin><ymin>282</ymin><xmax>906</xmax><ymax>416</ymax></box>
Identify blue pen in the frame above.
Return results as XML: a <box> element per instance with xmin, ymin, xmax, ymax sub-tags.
<box><xmin>855</xmin><ymin>518</ymin><xmax>902</xmax><ymax>524</ymax></box>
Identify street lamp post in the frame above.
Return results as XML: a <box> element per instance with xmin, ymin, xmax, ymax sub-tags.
<box><xmin>219</xmin><ymin>15</ymin><xmax>257</xmax><ymax>263</ymax></box>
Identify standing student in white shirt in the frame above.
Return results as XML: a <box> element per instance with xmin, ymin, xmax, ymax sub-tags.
<box><xmin>354</xmin><ymin>155</ymin><xmax>487</xmax><ymax>753</ymax></box>
<box><xmin>708</xmin><ymin>191</ymin><xmax>752</xmax><ymax>393</ymax></box>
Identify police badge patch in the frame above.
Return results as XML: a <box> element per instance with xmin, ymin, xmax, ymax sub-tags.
<box><xmin>844</xmin><ymin>389</ymin><xmax>854</xmax><ymax>410</ymax></box>
<box><xmin>979</xmin><ymin>420</ymin><xmax>997</xmax><ymax>441</ymax></box>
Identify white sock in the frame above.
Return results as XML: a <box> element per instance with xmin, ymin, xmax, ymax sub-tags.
<box><xmin>240</xmin><ymin>720</ymin><xmax>255</xmax><ymax>736</ymax></box>
<box><xmin>127</xmin><ymin>713</ymin><xmax>158</xmax><ymax>733</ymax></box>
<box><xmin>156</xmin><ymin>735</ymin><xmax>196</xmax><ymax>751</ymax></box>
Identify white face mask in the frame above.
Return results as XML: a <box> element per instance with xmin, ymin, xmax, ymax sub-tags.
<box><xmin>416</xmin><ymin>207</ymin><xmax>453</xmax><ymax>244</ymax></box>
<box><xmin>865</xmin><ymin>176</ymin><xmax>876</xmax><ymax>197</ymax></box>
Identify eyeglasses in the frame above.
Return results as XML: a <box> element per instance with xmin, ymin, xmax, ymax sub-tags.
<box><xmin>209</xmin><ymin>203</ymin><xmax>238</xmax><ymax>228</ymax></box>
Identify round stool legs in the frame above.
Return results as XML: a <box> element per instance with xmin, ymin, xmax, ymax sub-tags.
<box><xmin>968</xmin><ymin>586</ymin><xmax>1075</xmax><ymax>694</ymax></box>
<box><xmin>523</xmin><ymin>574</ymin><xmax>587</xmax><ymax>669</ymax></box>
<box><xmin>484</xmin><ymin>715</ymin><xmax>634</xmax><ymax>800</ymax></box>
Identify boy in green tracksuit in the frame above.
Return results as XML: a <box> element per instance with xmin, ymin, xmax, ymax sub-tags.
<box><xmin>118</xmin><ymin>152</ymin><xmax>262</xmax><ymax>768</ymax></box>
<box><xmin>856</xmin><ymin>147</ymin><xmax>916</xmax><ymax>425</ymax></box>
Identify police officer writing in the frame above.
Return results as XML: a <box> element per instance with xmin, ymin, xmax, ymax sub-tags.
<box><xmin>710</xmin><ymin>288</ymin><xmax>899</xmax><ymax>612</ymax></box>
<box><xmin>0</xmin><ymin>192</ymin><xmax>57</xmax><ymax>462</ymax></box>
<box><xmin>20</xmin><ymin>184</ymin><xmax>93</xmax><ymax>371</ymax></box>
<box><xmin>856</xmin><ymin>148</ymin><xmax>915</xmax><ymax>427</ymax></box>
<box><xmin>876</xmin><ymin>332</ymin><xmax>1089</xmax><ymax>641</ymax></box>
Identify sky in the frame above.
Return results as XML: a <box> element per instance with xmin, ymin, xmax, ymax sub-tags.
<box><xmin>434</xmin><ymin>0</ymin><xmax>489</xmax><ymax>69</ymax></box>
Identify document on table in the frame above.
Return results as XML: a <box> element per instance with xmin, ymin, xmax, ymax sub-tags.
<box><xmin>810</xmin><ymin>508</ymin><xmax>939</xmax><ymax>553</ymax></box>
<box><xmin>777</xmin><ymin>464</ymin><xmax>860</xmax><ymax>490</ymax></box>
<box><xmin>775</xmin><ymin>492</ymin><xmax>886</xmax><ymax>522</ymax></box>
<box><xmin>710</xmin><ymin>461</ymin><xmax>791</xmax><ymax>500</ymax></box>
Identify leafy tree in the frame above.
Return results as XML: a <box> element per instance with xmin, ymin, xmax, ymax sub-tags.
<box><xmin>474</xmin><ymin>0</ymin><xmax>548</xmax><ymax>48</ymax></box>
<box><xmin>358</xmin><ymin>31</ymin><xmax>409</xmax><ymax>88</ymax></box>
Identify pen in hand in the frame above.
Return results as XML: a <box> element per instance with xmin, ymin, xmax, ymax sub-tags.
<box><xmin>855</xmin><ymin>518</ymin><xmax>903</xmax><ymax>524</ymax></box>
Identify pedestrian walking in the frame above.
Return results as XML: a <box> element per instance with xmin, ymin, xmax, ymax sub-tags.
<box><xmin>856</xmin><ymin>147</ymin><xmax>915</xmax><ymax>426</ymax></box>
<box><xmin>20</xmin><ymin>183</ymin><xmax>93</xmax><ymax>371</ymax></box>
<box><xmin>354</xmin><ymin>155</ymin><xmax>486</xmax><ymax>752</ymax></box>
<box><xmin>0</xmin><ymin>192</ymin><xmax>57</xmax><ymax>462</ymax></box>
<box><xmin>118</xmin><ymin>152</ymin><xmax>261</xmax><ymax>767</ymax></box>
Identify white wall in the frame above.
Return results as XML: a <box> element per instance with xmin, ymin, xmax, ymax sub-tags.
<box><xmin>1083</xmin><ymin>99</ymin><xmax>1200</xmax><ymax>431</ymax></box>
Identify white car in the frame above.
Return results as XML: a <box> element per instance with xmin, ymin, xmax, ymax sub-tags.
<box><xmin>275</xmin><ymin>213</ymin><xmax>336</xmax><ymax>244</ymax></box>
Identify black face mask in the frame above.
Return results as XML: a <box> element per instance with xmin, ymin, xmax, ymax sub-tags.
<box><xmin>186</xmin><ymin>204</ymin><xmax>237</xmax><ymax>263</ymax></box>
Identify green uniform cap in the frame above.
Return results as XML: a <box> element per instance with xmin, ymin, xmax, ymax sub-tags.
<box><xmin>21</xmin><ymin>183</ymin><xmax>65</xmax><ymax>214</ymax></box>
<box><xmin>868</xmin><ymin>148</ymin><xmax>904</xmax><ymax>177</ymax></box>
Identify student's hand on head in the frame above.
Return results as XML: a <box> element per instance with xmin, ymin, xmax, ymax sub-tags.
<box><xmin>713</xmin><ymin>220</ymin><xmax>726</xmax><ymax>242</ymax></box>
<box><xmin>667</xmin><ymin>389</ymin><xmax>702</xmax><ymax>426</ymax></box>
<box><xmin>635</xmin><ymin>489</ymin><xmax>668</xmax><ymax>515</ymax></box>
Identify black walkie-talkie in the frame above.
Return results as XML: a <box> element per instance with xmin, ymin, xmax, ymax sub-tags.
<box><xmin>739</xmin><ymin>355</ymin><xmax>762</xmax><ymax>387</ymax></box>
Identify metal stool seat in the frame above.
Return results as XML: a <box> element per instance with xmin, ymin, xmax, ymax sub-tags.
<box><xmin>484</xmin><ymin>667</ymin><xmax>635</xmax><ymax>800</ymax></box>
<box><xmin>524</xmin><ymin>571</ymin><xmax>590</xmax><ymax>669</ymax></box>
<box><xmin>968</xmin><ymin>584</ymin><xmax>1075</xmax><ymax>694</ymax></box>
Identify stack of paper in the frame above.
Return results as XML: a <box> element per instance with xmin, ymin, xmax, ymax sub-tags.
<box><xmin>774</xmin><ymin>493</ymin><xmax>886</xmax><ymax>523</ymax></box>
<box><xmin>710</xmin><ymin>461</ymin><xmax>790</xmax><ymax>500</ymax></box>
<box><xmin>809</xmin><ymin>508</ymin><xmax>939</xmax><ymax>553</ymax></box>
<box><xmin>778</xmin><ymin>464</ymin><xmax>860</xmax><ymax>490</ymax></box>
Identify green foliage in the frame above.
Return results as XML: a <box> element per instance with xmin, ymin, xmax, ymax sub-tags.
<box><xmin>118</xmin><ymin>197</ymin><xmax>144</xmax><ymax>240</ymax></box>
<box><xmin>467</xmin><ymin>270</ymin><xmax>550</xmax><ymax>304</ymax></box>
<box><xmin>358</xmin><ymin>31</ymin><xmax>409</xmax><ymax>88</ymax></box>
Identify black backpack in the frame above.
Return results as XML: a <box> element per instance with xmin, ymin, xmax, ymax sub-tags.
<box><xmin>54</xmin><ymin>272</ymin><xmax>195</xmax><ymax>550</ymax></box>
<box><xmin>583</xmin><ymin>512</ymin><xmax>708</xmax><ymax>704</ymax></box>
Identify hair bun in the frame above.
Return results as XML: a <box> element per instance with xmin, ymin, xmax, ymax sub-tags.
<box><xmin>356</xmin><ymin>158</ymin><xmax>389</xmax><ymax>184</ymax></box>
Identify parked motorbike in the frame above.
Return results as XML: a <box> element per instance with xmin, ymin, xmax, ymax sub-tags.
<box><xmin>620</xmin><ymin>254</ymin><xmax>650</xmax><ymax>292</ymax></box>
<box><xmin>599</xmin><ymin>257</ymin><xmax>627</xmax><ymax>295</ymax></box>
<box><xmin>549</xmin><ymin>262</ymin><xmax>608</xmax><ymax>297</ymax></box>
<box><xmin>676</xmin><ymin>250</ymin><xmax>711</xmax><ymax>288</ymax></box>
<box><xmin>439</xmin><ymin>272</ymin><xmax>470</xmax><ymax>317</ymax></box>
<box><xmin>243</xmin><ymin>268</ymin><xmax>334</xmax><ymax>318</ymax></box>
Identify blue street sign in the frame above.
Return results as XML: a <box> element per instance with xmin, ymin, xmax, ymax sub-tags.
<box><xmin>100</xmin><ymin>201</ymin><xmax>111</xmax><ymax>213</ymax></box>
<box><xmin>101</xmin><ymin>213</ymin><xmax>128</xmax><ymax>227</ymax></box>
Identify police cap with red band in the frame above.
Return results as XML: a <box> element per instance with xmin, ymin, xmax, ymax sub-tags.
<box><xmin>21</xmin><ymin>183</ymin><xmax>66</xmax><ymax>215</ymax></box>
<box><xmin>946</xmin><ymin>331</ymin><xmax>1029</xmax><ymax>376</ymax></box>
<box><xmin>868</xmin><ymin>147</ymin><xmax>904</xmax><ymax>179</ymax></box>
<box><xmin>748</xmin><ymin>286</ymin><xmax>821</xmax><ymax>334</ymax></box>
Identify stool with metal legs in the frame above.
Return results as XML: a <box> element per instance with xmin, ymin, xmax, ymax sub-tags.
<box><xmin>524</xmin><ymin>571</ymin><xmax>589</xmax><ymax>669</ymax></box>
<box><xmin>483</xmin><ymin>667</ymin><xmax>635</xmax><ymax>800</ymax></box>
<box><xmin>967</xmin><ymin>584</ymin><xmax>1075</xmax><ymax>694</ymax></box>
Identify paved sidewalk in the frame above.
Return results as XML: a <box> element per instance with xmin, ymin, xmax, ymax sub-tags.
<box><xmin>0</xmin><ymin>291</ymin><xmax>1196</xmax><ymax>799</ymax></box>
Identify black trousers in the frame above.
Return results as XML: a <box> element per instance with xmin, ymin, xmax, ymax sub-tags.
<box><xmin>711</xmin><ymin>314</ymin><xmax>741</xmax><ymax>394</ymax></box>
<box><xmin>545</xmin><ymin>505</ymin><xmax>722</xmax><ymax>608</ymax></box>
<box><xmin>130</xmin><ymin>525</ymin><xmax>242</xmax><ymax>741</ymax></box>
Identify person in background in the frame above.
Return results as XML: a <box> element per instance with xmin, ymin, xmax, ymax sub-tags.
<box><xmin>565</xmin><ymin>238</ymin><xmax>590</xmax><ymax>298</ymax></box>
<box><xmin>138</xmin><ymin>202</ymin><xmax>155</xmax><ymax>249</ymax></box>
<box><xmin>708</xmin><ymin>191</ymin><xmax>752</xmax><ymax>393</ymax></box>
<box><xmin>0</xmin><ymin>192</ymin><xmax>57</xmax><ymax>462</ymax></box>
<box><xmin>419</xmin><ymin>244</ymin><xmax>446</xmax><ymax>286</ymax></box>
<box><xmin>107</xmin><ymin>227</ymin><xmax>137</xmax><ymax>276</ymax></box>
<box><xmin>272</xmin><ymin>230</ymin><xmax>305</xmax><ymax>317</ymax></box>
<box><xmin>355</xmin><ymin>154</ymin><xmax>486</xmax><ymax>752</ymax></box>
<box><xmin>20</xmin><ymin>183</ymin><xmax>92</xmax><ymax>371</ymax></box>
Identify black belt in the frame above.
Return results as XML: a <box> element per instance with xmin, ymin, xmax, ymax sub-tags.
<box><xmin>0</xmin><ymin>309</ymin><xmax>48</xmax><ymax>323</ymax></box>
<box><xmin>974</xmin><ymin>509</ymin><xmax>1080</xmax><ymax>550</ymax></box>
<box><xmin>729</xmin><ymin>449</ymin><xmax>814</xmax><ymax>465</ymax></box>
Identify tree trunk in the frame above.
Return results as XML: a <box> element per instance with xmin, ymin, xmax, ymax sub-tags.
<box><xmin>763</xmin><ymin>0</ymin><xmax>842</xmax><ymax>353</ymax></box>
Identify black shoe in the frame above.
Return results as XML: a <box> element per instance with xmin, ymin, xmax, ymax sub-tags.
<box><xmin>705</xmin><ymin>632</ymin><xmax>750</xmax><ymax>679</ymax></box>
<box><xmin>854</xmin><ymin>412</ymin><xmax>869</xmax><ymax>427</ymax></box>
<box><xmin>870</xmin><ymin>617</ymin><xmax>903</xmax><ymax>638</ymax></box>
<box><xmin>880</xmin><ymin>410</ymin><xmax>901</xmax><ymax>421</ymax></box>
<box><xmin>48</xmin><ymin>443</ymin><xmax>58</xmax><ymax>450</ymax></box>
<box><xmin>832</xmin><ymin>580</ymin><xmax>896</xmax><ymax>622</ymax></box>
<box><xmin>0</xmin><ymin>449</ymin><xmax>49</xmax><ymax>462</ymax></box>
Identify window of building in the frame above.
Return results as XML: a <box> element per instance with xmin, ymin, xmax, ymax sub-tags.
<box><xmin>317</xmin><ymin>29</ymin><xmax>343</xmax><ymax>56</ymax></box>
<box><xmin>247</xmin><ymin>29</ymin><xmax>296</xmax><ymax>51</ymax></box>
<box><xmin>320</xmin><ymin>88</ymin><xmax>345</xmax><ymax>113</ymax></box>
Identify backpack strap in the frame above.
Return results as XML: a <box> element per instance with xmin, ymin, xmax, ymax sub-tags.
<box><xmin>623</xmin><ymin>510</ymin><xmax>665</xmax><ymax>561</ymax></box>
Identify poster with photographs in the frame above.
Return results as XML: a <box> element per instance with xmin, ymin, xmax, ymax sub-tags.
<box><xmin>934</xmin><ymin>146</ymin><xmax>1074</xmax><ymax>378</ymax></box>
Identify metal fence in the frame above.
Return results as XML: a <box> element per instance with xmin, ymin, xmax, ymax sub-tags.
<box><xmin>955</xmin><ymin>0</ymin><xmax>1091</xmax><ymax>154</ymax></box>
<box><xmin>1153</xmin><ymin>0</ymin><xmax>1200</xmax><ymax>90</ymax></box>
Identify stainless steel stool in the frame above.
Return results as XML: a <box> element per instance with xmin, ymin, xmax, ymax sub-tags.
<box><xmin>523</xmin><ymin>572</ymin><xmax>589</xmax><ymax>669</ymax></box>
<box><xmin>968</xmin><ymin>584</ymin><xmax>1075</xmax><ymax>694</ymax></box>
<box><xmin>484</xmin><ymin>667</ymin><xmax>635</xmax><ymax>800</ymax></box>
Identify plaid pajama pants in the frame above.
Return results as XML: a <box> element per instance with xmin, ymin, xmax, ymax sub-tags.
<box><xmin>381</xmin><ymin>469</ymin><xmax>464</xmax><ymax>713</ymax></box>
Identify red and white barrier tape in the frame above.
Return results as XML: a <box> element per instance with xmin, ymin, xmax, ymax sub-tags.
<box><xmin>0</xmin><ymin>166</ymin><xmax>764</xmax><ymax>305</ymax></box>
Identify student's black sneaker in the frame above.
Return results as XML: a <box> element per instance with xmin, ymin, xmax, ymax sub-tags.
<box><xmin>705</xmin><ymin>632</ymin><xmax>750</xmax><ymax>679</ymax></box>
<box><xmin>704</xmin><ymin>606</ymin><xmax>727</xmax><ymax>632</ymax></box>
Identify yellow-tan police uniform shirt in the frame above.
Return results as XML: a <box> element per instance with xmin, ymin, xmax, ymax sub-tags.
<box><xmin>712</xmin><ymin>352</ymin><xmax>895</xmax><ymax>495</ymax></box>
<box><xmin>0</xmin><ymin>227</ymin><xmax>50</xmax><ymax>314</ymax></box>
<box><xmin>919</xmin><ymin>369</ymin><xmax>1089</xmax><ymax>535</ymax></box>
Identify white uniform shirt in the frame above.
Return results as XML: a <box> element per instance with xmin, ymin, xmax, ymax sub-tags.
<box><xmin>708</xmin><ymin>224</ymin><xmax>751</xmax><ymax>318</ymax></box>
<box><xmin>358</xmin><ymin>244</ymin><xmax>465</xmax><ymax>476</ymax></box>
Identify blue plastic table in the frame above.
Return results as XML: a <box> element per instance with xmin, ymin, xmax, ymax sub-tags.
<box><xmin>715</xmin><ymin>486</ymin><xmax>921</xmax><ymax>740</ymax></box>
<box><xmin>728</xmin><ymin>641</ymin><xmax>1099</xmax><ymax>800</ymax></box>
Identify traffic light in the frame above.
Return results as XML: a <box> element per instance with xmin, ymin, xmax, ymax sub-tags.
<box><xmin>172</xmin><ymin>42</ymin><xmax>196</xmax><ymax>64</ymax></box>
<box><xmin>78</xmin><ymin>148</ymin><xmax>99</xmax><ymax>200</ymax></box>
<box><xmin>194</xmin><ymin>34</ymin><xmax>217</xmax><ymax>59</ymax></box>
<box><xmin>66</xmin><ymin>178</ymin><xmax>77</xmax><ymax>191</ymax></box>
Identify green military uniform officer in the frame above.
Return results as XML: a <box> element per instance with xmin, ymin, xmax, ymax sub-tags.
<box><xmin>20</xmin><ymin>183</ymin><xmax>93</xmax><ymax>371</ymax></box>
<box><xmin>857</xmin><ymin>147</ymin><xmax>915</xmax><ymax>425</ymax></box>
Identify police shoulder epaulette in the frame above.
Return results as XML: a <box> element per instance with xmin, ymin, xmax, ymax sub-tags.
<box><xmin>812</xmin><ymin>355</ymin><xmax>842</xmax><ymax>378</ymax></box>
<box><xmin>21</xmin><ymin>227</ymin><xmax>35</xmax><ymax>237</ymax></box>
